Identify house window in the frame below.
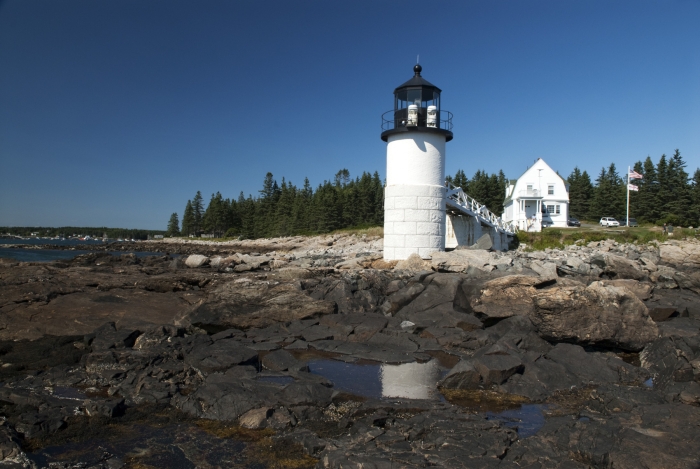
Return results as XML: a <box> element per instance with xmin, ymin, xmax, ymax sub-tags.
<box><xmin>527</xmin><ymin>184</ymin><xmax>533</xmax><ymax>191</ymax></box>
<box><xmin>548</xmin><ymin>185</ymin><xmax>554</xmax><ymax>195</ymax></box>
<box><xmin>555</xmin><ymin>205</ymin><xmax>561</xmax><ymax>214</ymax></box>
<box><xmin>546</xmin><ymin>205</ymin><xmax>555</xmax><ymax>214</ymax></box>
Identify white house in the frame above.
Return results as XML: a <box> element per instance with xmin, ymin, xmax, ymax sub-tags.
<box><xmin>502</xmin><ymin>158</ymin><xmax>570</xmax><ymax>232</ymax></box>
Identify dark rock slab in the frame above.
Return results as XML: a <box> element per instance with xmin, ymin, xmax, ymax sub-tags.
<box><xmin>184</xmin><ymin>339</ymin><xmax>258</xmax><ymax>373</ymax></box>
<box><xmin>261</xmin><ymin>349</ymin><xmax>308</xmax><ymax>372</ymax></box>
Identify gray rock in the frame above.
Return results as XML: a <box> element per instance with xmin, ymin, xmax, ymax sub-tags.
<box><xmin>261</xmin><ymin>349</ymin><xmax>308</xmax><ymax>372</ymax></box>
<box><xmin>239</xmin><ymin>407</ymin><xmax>273</xmax><ymax>429</ymax></box>
<box><xmin>439</xmin><ymin>359</ymin><xmax>480</xmax><ymax>389</ymax></box>
<box><xmin>185</xmin><ymin>254</ymin><xmax>209</xmax><ymax>268</ymax></box>
<box><xmin>473</xmin><ymin>353</ymin><xmax>524</xmax><ymax>385</ymax></box>
<box><xmin>184</xmin><ymin>339</ymin><xmax>258</xmax><ymax>373</ymax></box>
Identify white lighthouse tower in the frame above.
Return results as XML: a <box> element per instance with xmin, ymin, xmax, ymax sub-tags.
<box><xmin>381</xmin><ymin>64</ymin><xmax>453</xmax><ymax>261</ymax></box>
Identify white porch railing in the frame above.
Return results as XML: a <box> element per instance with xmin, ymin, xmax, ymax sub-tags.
<box><xmin>518</xmin><ymin>189</ymin><xmax>542</xmax><ymax>197</ymax></box>
<box><xmin>445</xmin><ymin>183</ymin><xmax>518</xmax><ymax>234</ymax></box>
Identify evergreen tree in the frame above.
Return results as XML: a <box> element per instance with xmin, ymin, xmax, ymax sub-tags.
<box><xmin>256</xmin><ymin>172</ymin><xmax>280</xmax><ymax>237</ymax></box>
<box><xmin>666</xmin><ymin>149</ymin><xmax>691</xmax><ymax>222</ymax></box>
<box><xmin>452</xmin><ymin>169</ymin><xmax>469</xmax><ymax>191</ymax></box>
<box><xmin>371</xmin><ymin>171</ymin><xmax>384</xmax><ymax>226</ymax></box>
<box><xmin>334</xmin><ymin>168</ymin><xmax>350</xmax><ymax>187</ymax></box>
<box><xmin>655</xmin><ymin>154</ymin><xmax>670</xmax><ymax>221</ymax></box>
<box><xmin>202</xmin><ymin>192</ymin><xmax>226</xmax><ymax>237</ymax></box>
<box><xmin>239</xmin><ymin>193</ymin><xmax>256</xmax><ymax>239</ymax></box>
<box><xmin>166</xmin><ymin>213</ymin><xmax>180</xmax><ymax>237</ymax></box>
<box><xmin>637</xmin><ymin>156</ymin><xmax>659</xmax><ymax>223</ymax></box>
<box><xmin>192</xmin><ymin>191</ymin><xmax>204</xmax><ymax>235</ymax></box>
<box><xmin>181</xmin><ymin>200</ymin><xmax>195</xmax><ymax>237</ymax></box>
<box><xmin>590</xmin><ymin>164</ymin><xmax>625</xmax><ymax>220</ymax></box>
<box><xmin>691</xmin><ymin>169</ymin><xmax>700</xmax><ymax>226</ymax></box>
<box><xmin>567</xmin><ymin>167</ymin><xmax>594</xmax><ymax>220</ymax></box>
<box><xmin>275</xmin><ymin>178</ymin><xmax>296</xmax><ymax>237</ymax></box>
<box><xmin>293</xmin><ymin>177</ymin><xmax>313</xmax><ymax>234</ymax></box>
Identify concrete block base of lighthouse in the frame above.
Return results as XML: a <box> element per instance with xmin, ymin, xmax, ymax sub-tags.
<box><xmin>383</xmin><ymin>132</ymin><xmax>447</xmax><ymax>261</ymax></box>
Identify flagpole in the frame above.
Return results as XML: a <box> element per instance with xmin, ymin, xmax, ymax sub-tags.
<box><xmin>626</xmin><ymin>166</ymin><xmax>630</xmax><ymax>228</ymax></box>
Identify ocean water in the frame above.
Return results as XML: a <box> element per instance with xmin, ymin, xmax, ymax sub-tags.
<box><xmin>0</xmin><ymin>238</ymin><xmax>163</xmax><ymax>262</ymax></box>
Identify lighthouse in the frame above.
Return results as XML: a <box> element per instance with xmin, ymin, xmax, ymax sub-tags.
<box><xmin>381</xmin><ymin>64</ymin><xmax>453</xmax><ymax>261</ymax></box>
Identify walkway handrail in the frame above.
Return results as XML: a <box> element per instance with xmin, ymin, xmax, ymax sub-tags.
<box><xmin>445</xmin><ymin>182</ymin><xmax>518</xmax><ymax>234</ymax></box>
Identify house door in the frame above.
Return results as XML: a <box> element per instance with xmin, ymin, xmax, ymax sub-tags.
<box><xmin>524</xmin><ymin>202</ymin><xmax>537</xmax><ymax>220</ymax></box>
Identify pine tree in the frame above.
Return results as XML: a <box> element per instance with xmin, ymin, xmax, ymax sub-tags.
<box><xmin>275</xmin><ymin>178</ymin><xmax>296</xmax><ymax>236</ymax></box>
<box><xmin>666</xmin><ymin>149</ymin><xmax>691</xmax><ymax>223</ymax></box>
<box><xmin>452</xmin><ymin>169</ymin><xmax>469</xmax><ymax>191</ymax></box>
<box><xmin>181</xmin><ymin>200</ymin><xmax>195</xmax><ymax>237</ymax></box>
<box><xmin>293</xmin><ymin>177</ymin><xmax>313</xmax><ymax>234</ymax></box>
<box><xmin>166</xmin><ymin>213</ymin><xmax>180</xmax><ymax>237</ymax></box>
<box><xmin>691</xmin><ymin>169</ymin><xmax>700</xmax><ymax>226</ymax></box>
<box><xmin>202</xmin><ymin>192</ymin><xmax>226</xmax><ymax>237</ymax></box>
<box><xmin>192</xmin><ymin>191</ymin><xmax>204</xmax><ymax>235</ymax></box>
<box><xmin>590</xmin><ymin>164</ymin><xmax>625</xmax><ymax>220</ymax></box>
<box><xmin>239</xmin><ymin>193</ymin><xmax>256</xmax><ymax>239</ymax></box>
<box><xmin>372</xmin><ymin>171</ymin><xmax>384</xmax><ymax>225</ymax></box>
<box><xmin>334</xmin><ymin>169</ymin><xmax>350</xmax><ymax>187</ymax></box>
<box><xmin>567</xmin><ymin>167</ymin><xmax>594</xmax><ymax>220</ymax></box>
<box><xmin>637</xmin><ymin>156</ymin><xmax>658</xmax><ymax>223</ymax></box>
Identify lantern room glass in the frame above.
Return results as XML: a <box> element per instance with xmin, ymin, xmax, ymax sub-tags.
<box><xmin>395</xmin><ymin>90</ymin><xmax>440</xmax><ymax>112</ymax></box>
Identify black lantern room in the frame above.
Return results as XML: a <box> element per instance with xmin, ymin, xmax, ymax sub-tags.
<box><xmin>381</xmin><ymin>64</ymin><xmax>453</xmax><ymax>142</ymax></box>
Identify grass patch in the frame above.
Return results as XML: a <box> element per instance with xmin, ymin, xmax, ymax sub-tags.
<box><xmin>330</xmin><ymin>224</ymin><xmax>383</xmax><ymax>238</ymax></box>
<box><xmin>165</xmin><ymin>224</ymin><xmax>384</xmax><ymax>242</ymax></box>
<box><xmin>516</xmin><ymin>226</ymin><xmax>698</xmax><ymax>251</ymax></box>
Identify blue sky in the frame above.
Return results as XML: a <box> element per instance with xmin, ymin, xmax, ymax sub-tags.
<box><xmin>1</xmin><ymin>0</ymin><xmax>698</xmax><ymax>229</ymax></box>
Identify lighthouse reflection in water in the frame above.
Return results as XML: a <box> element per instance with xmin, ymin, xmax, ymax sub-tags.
<box><xmin>307</xmin><ymin>359</ymin><xmax>444</xmax><ymax>400</ymax></box>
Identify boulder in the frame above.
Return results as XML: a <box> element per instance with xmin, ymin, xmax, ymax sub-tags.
<box><xmin>380</xmin><ymin>282</ymin><xmax>425</xmax><ymax>316</ymax></box>
<box><xmin>529</xmin><ymin>260</ymin><xmax>558</xmax><ymax>280</ymax></box>
<box><xmin>239</xmin><ymin>407</ymin><xmax>273</xmax><ymax>429</ymax></box>
<box><xmin>562</xmin><ymin>256</ymin><xmax>590</xmax><ymax>275</ymax></box>
<box><xmin>604</xmin><ymin>279</ymin><xmax>653</xmax><ymax>301</ymax></box>
<box><xmin>430</xmin><ymin>250</ymin><xmax>492</xmax><ymax>275</ymax></box>
<box><xmin>439</xmin><ymin>360</ymin><xmax>481</xmax><ymax>389</ymax></box>
<box><xmin>650</xmin><ymin>266</ymin><xmax>678</xmax><ymax>289</ymax></box>
<box><xmin>394</xmin><ymin>253</ymin><xmax>431</xmax><ymax>271</ymax></box>
<box><xmin>457</xmin><ymin>276</ymin><xmax>658</xmax><ymax>350</ymax></box>
<box><xmin>592</xmin><ymin>253</ymin><xmax>646</xmax><ymax>280</ymax></box>
<box><xmin>672</xmin><ymin>270</ymin><xmax>700</xmax><ymax>294</ymax></box>
<box><xmin>440</xmin><ymin>352</ymin><xmax>524</xmax><ymax>388</ymax></box>
<box><xmin>185</xmin><ymin>254</ymin><xmax>209</xmax><ymax>268</ymax></box>
<box><xmin>455</xmin><ymin>275</ymin><xmax>544</xmax><ymax>321</ymax></box>
<box><xmin>529</xmin><ymin>281</ymin><xmax>658</xmax><ymax>351</ymax></box>
<box><xmin>659</xmin><ymin>241</ymin><xmax>700</xmax><ymax>268</ymax></box>
<box><xmin>473</xmin><ymin>353</ymin><xmax>524</xmax><ymax>385</ymax></box>
<box><xmin>395</xmin><ymin>274</ymin><xmax>463</xmax><ymax>317</ymax></box>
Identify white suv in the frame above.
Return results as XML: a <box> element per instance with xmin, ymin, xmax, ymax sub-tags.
<box><xmin>600</xmin><ymin>217</ymin><xmax>620</xmax><ymax>227</ymax></box>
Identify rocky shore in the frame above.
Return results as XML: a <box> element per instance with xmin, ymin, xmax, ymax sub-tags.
<box><xmin>1</xmin><ymin>235</ymin><xmax>700</xmax><ymax>468</ymax></box>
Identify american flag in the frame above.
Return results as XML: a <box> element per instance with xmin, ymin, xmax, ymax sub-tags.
<box><xmin>628</xmin><ymin>184</ymin><xmax>639</xmax><ymax>191</ymax></box>
<box><xmin>629</xmin><ymin>170</ymin><xmax>643</xmax><ymax>180</ymax></box>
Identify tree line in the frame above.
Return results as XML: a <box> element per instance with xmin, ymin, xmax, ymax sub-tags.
<box><xmin>0</xmin><ymin>227</ymin><xmax>164</xmax><ymax>240</ymax></box>
<box><xmin>168</xmin><ymin>170</ymin><xmax>384</xmax><ymax>238</ymax></box>
<box><xmin>167</xmin><ymin>150</ymin><xmax>699</xmax><ymax>238</ymax></box>
<box><xmin>568</xmin><ymin>149</ymin><xmax>700</xmax><ymax>225</ymax></box>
